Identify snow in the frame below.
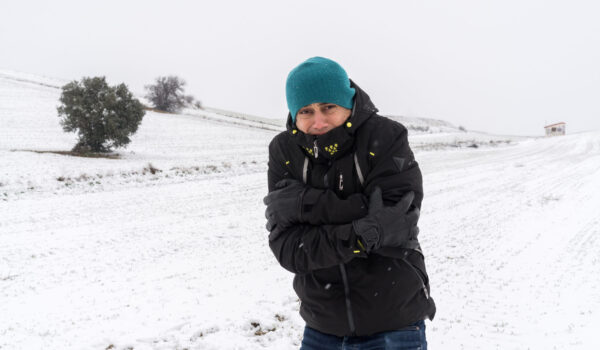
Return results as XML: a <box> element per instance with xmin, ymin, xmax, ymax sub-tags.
<box><xmin>1</xmin><ymin>70</ymin><xmax>600</xmax><ymax>349</ymax></box>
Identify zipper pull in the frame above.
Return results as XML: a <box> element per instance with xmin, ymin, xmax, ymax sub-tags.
<box><xmin>338</xmin><ymin>173</ymin><xmax>344</xmax><ymax>191</ymax></box>
<box><xmin>313</xmin><ymin>139</ymin><xmax>319</xmax><ymax>158</ymax></box>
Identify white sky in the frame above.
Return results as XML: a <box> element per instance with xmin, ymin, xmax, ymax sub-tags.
<box><xmin>1</xmin><ymin>0</ymin><xmax>599</xmax><ymax>136</ymax></box>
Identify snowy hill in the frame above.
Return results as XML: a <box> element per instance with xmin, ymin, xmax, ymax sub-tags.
<box><xmin>385</xmin><ymin>114</ymin><xmax>462</xmax><ymax>134</ymax></box>
<box><xmin>1</xmin><ymin>70</ymin><xmax>600</xmax><ymax>349</ymax></box>
<box><xmin>0</xmin><ymin>69</ymin><xmax>67</xmax><ymax>89</ymax></box>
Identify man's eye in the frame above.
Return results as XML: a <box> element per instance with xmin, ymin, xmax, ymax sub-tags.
<box><xmin>322</xmin><ymin>105</ymin><xmax>336</xmax><ymax>113</ymax></box>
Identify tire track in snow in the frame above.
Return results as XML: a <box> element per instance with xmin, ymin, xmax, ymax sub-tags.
<box><xmin>0</xmin><ymin>171</ymin><xmax>277</xmax><ymax>349</ymax></box>
<box><xmin>422</xmin><ymin>132</ymin><xmax>600</xmax><ymax>349</ymax></box>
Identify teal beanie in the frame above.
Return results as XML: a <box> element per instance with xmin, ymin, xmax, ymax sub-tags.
<box><xmin>286</xmin><ymin>57</ymin><xmax>356</xmax><ymax>121</ymax></box>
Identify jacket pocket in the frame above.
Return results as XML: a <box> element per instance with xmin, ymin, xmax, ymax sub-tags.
<box><xmin>404</xmin><ymin>250</ymin><xmax>429</xmax><ymax>286</ymax></box>
<box><xmin>393</xmin><ymin>255</ymin><xmax>430</xmax><ymax>300</ymax></box>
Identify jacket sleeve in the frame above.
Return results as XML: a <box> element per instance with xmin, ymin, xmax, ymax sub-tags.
<box><xmin>268</xmin><ymin>223</ymin><xmax>365</xmax><ymax>274</ymax></box>
<box><xmin>267</xmin><ymin>136</ymin><xmax>367</xmax><ymax>274</ymax></box>
<box><xmin>301</xmin><ymin>188</ymin><xmax>368</xmax><ymax>225</ymax></box>
<box><xmin>362</xmin><ymin>124</ymin><xmax>423</xmax><ymax>209</ymax></box>
<box><xmin>267</xmin><ymin>139</ymin><xmax>368</xmax><ymax>225</ymax></box>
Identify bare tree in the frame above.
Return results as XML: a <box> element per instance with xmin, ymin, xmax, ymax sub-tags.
<box><xmin>145</xmin><ymin>76</ymin><xmax>195</xmax><ymax>113</ymax></box>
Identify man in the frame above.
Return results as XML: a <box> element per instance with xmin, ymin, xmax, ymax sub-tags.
<box><xmin>264</xmin><ymin>57</ymin><xmax>436</xmax><ymax>349</ymax></box>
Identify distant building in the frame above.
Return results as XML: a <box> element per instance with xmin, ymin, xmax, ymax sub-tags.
<box><xmin>544</xmin><ymin>122</ymin><xmax>566</xmax><ymax>136</ymax></box>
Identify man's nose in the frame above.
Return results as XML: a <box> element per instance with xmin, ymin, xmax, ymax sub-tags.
<box><xmin>312</xmin><ymin>111</ymin><xmax>328</xmax><ymax>129</ymax></box>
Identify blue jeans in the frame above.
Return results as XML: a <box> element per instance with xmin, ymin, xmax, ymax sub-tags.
<box><xmin>300</xmin><ymin>320</ymin><xmax>427</xmax><ymax>350</ymax></box>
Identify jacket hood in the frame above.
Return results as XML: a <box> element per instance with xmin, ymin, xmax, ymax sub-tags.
<box><xmin>285</xmin><ymin>80</ymin><xmax>379</xmax><ymax>161</ymax></box>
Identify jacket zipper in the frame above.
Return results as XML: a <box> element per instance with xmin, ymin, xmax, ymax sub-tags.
<box><xmin>313</xmin><ymin>139</ymin><xmax>319</xmax><ymax>158</ymax></box>
<box><xmin>400</xmin><ymin>258</ymin><xmax>429</xmax><ymax>299</ymax></box>
<box><xmin>338</xmin><ymin>263</ymin><xmax>356</xmax><ymax>335</ymax></box>
<box><xmin>338</xmin><ymin>173</ymin><xmax>344</xmax><ymax>191</ymax></box>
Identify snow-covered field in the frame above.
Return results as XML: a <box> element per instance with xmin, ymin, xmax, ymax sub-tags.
<box><xmin>1</xmin><ymin>70</ymin><xmax>599</xmax><ymax>349</ymax></box>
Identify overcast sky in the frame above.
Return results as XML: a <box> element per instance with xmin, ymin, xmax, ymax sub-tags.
<box><xmin>1</xmin><ymin>0</ymin><xmax>599</xmax><ymax>136</ymax></box>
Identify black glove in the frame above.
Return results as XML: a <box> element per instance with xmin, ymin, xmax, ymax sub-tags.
<box><xmin>263</xmin><ymin>179</ymin><xmax>307</xmax><ymax>232</ymax></box>
<box><xmin>352</xmin><ymin>187</ymin><xmax>420</xmax><ymax>252</ymax></box>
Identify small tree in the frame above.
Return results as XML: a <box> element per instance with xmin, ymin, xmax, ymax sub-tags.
<box><xmin>145</xmin><ymin>76</ymin><xmax>196</xmax><ymax>113</ymax></box>
<box><xmin>57</xmin><ymin>77</ymin><xmax>145</xmax><ymax>153</ymax></box>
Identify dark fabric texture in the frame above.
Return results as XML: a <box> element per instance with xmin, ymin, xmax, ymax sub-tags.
<box><xmin>264</xmin><ymin>179</ymin><xmax>369</xmax><ymax>233</ymax></box>
<box><xmin>266</xmin><ymin>81</ymin><xmax>436</xmax><ymax>337</ymax></box>
<box><xmin>263</xmin><ymin>179</ymin><xmax>307</xmax><ymax>232</ymax></box>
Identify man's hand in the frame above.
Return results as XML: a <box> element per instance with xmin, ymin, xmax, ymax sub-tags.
<box><xmin>352</xmin><ymin>187</ymin><xmax>420</xmax><ymax>252</ymax></box>
<box><xmin>263</xmin><ymin>179</ymin><xmax>307</xmax><ymax>232</ymax></box>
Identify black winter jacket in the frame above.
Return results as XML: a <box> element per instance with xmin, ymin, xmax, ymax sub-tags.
<box><xmin>267</xmin><ymin>81</ymin><xmax>436</xmax><ymax>337</ymax></box>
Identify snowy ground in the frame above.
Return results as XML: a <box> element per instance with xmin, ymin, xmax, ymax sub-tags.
<box><xmin>1</xmin><ymin>71</ymin><xmax>599</xmax><ymax>349</ymax></box>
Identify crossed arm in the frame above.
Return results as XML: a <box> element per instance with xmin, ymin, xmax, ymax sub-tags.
<box><xmin>265</xmin><ymin>127</ymin><xmax>422</xmax><ymax>274</ymax></box>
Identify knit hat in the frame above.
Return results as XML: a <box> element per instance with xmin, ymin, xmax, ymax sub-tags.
<box><xmin>286</xmin><ymin>57</ymin><xmax>356</xmax><ymax>121</ymax></box>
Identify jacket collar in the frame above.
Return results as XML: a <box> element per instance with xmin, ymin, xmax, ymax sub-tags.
<box><xmin>285</xmin><ymin>80</ymin><xmax>378</xmax><ymax>161</ymax></box>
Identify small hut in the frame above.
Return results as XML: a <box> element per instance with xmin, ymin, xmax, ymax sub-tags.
<box><xmin>544</xmin><ymin>122</ymin><xmax>566</xmax><ymax>136</ymax></box>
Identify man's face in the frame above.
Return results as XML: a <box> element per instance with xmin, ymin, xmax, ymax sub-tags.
<box><xmin>295</xmin><ymin>103</ymin><xmax>351</xmax><ymax>136</ymax></box>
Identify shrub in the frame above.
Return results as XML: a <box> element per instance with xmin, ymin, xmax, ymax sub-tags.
<box><xmin>57</xmin><ymin>77</ymin><xmax>145</xmax><ymax>153</ymax></box>
<box><xmin>145</xmin><ymin>76</ymin><xmax>197</xmax><ymax>113</ymax></box>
